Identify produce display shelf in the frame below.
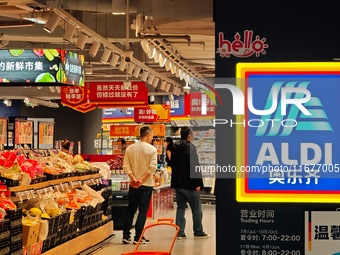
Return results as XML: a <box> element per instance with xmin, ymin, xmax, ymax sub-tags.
<box><xmin>41</xmin><ymin>221</ymin><xmax>114</xmax><ymax>255</ymax></box>
<box><xmin>8</xmin><ymin>173</ymin><xmax>102</xmax><ymax>193</ymax></box>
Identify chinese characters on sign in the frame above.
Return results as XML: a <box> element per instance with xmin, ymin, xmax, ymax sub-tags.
<box><xmin>89</xmin><ymin>82</ymin><xmax>148</xmax><ymax>105</ymax></box>
<box><xmin>61</xmin><ymin>86</ymin><xmax>87</xmax><ymax>107</ymax></box>
<box><xmin>190</xmin><ymin>92</ymin><xmax>215</xmax><ymax>117</ymax></box>
<box><xmin>0</xmin><ymin>60</ymin><xmax>43</xmax><ymax>72</ymax></box>
<box><xmin>134</xmin><ymin>105</ymin><xmax>171</xmax><ymax>122</ymax></box>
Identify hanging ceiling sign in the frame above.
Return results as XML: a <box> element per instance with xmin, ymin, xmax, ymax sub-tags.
<box><xmin>110</xmin><ymin>124</ymin><xmax>165</xmax><ymax>137</ymax></box>
<box><xmin>235</xmin><ymin>62</ymin><xmax>340</xmax><ymax>203</ymax></box>
<box><xmin>61</xmin><ymin>86</ymin><xmax>87</xmax><ymax>107</ymax></box>
<box><xmin>162</xmin><ymin>94</ymin><xmax>190</xmax><ymax>119</ymax></box>
<box><xmin>89</xmin><ymin>82</ymin><xmax>148</xmax><ymax>106</ymax></box>
<box><xmin>134</xmin><ymin>105</ymin><xmax>171</xmax><ymax>123</ymax></box>
<box><xmin>190</xmin><ymin>92</ymin><xmax>215</xmax><ymax>118</ymax></box>
<box><xmin>0</xmin><ymin>49</ymin><xmax>84</xmax><ymax>85</ymax></box>
<box><xmin>102</xmin><ymin>108</ymin><xmax>134</xmax><ymax>123</ymax></box>
<box><xmin>61</xmin><ymin>87</ymin><xmax>96</xmax><ymax>113</ymax></box>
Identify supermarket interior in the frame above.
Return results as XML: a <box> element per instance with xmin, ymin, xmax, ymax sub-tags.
<box><xmin>0</xmin><ymin>1</ymin><xmax>215</xmax><ymax>255</ymax></box>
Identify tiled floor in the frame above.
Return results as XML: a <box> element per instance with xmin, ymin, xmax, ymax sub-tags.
<box><xmin>93</xmin><ymin>204</ymin><xmax>216</xmax><ymax>255</ymax></box>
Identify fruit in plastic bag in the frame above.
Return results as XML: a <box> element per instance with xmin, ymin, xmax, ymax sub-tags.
<box><xmin>16</xmin><ymin>154</ymin><xmax>26</xmax><ymax>166</ymax></box>
<box><xmin>65</xmin><ymin>154</ymin><xmax>73</xmax><ymax>163</ymax></box>
<box><xmin>72</xmin><ymin>155</ymin><xmax>83</xmax><ymax>164</ymax></box>
<box><xmin>0</xmin><ymin>193</ymin><xmax>16</xmax><ymax>210</ymax></box>
<box><xmin>45</xmin><ymin>199</ymin><xmax>61</xmax><ymax>217</ymax></box>
<box><xmin>29</xmin><ymin>208</ymin><xmax>42</xmax><ymax>216</ymax></box>
<box><xmin>58</xmin><ymin>151</ymin><xmax>66</xmax><ymax>158</ymax></box>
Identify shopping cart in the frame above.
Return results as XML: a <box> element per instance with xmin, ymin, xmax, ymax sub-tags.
<box><xmin>121</xmin><ymin>218</ymin><xmax>180</xmax><ymax>255</ymax></box>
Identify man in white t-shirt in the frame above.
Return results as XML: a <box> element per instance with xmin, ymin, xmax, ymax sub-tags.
<box><xmin>122</xmin><ymin>126</ymin><xmax>157</xmax><ymax>245</ymax></box>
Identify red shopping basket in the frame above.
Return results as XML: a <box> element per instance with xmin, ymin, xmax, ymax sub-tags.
<box><xmin>121</xmin><ymin>218</ymin><xmax>180</xmax><ymax>255</ymax></box>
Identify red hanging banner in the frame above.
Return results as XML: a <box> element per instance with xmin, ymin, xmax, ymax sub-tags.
<box><xmin>61</xmin><ymin>86</ymin><xmax>87</xmax><ymax>108</ymax></box>
<box><xmin>89</xmin><ymin>82</ymin><xmax>148</xmax><ymax>106</ymax></box>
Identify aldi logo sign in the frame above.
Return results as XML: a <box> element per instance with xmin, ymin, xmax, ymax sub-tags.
<box><xmin>231</xmin><ymin>63</ymin><xmax>340</xmax><ymax>203</ymax></box>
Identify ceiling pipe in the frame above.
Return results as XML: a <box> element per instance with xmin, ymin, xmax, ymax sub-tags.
<box><xmin>139</xmin><ymin>34</ymin><xmax>191</xmax><ymax>42</ymax></box>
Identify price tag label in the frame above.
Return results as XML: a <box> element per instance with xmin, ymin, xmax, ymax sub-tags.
<box><xmin>17</xmin><ymin>192</ymin><xmax>24</xmax><ymax>202</ymax></box>
<box><xmin>30</xmin><ymin>190</ymin><xmax>35</xmax><ymax>198</ymax></box>
<box><xmin>60</xmin><ymin>183</ymin><xmax>65</xmax><ymax>191</ymax></box>
<box><xmin>70</xmin><ymin>182</ymin><xmax>75</xmax><ymax>189</ymax></box>
<box><xmin>91</xmin><ymin>179</ymin><xmax>96</xmax><ymax>185</ymax></box>
<box><xmin>24</xmin><ymin>191</ymin><xmax>31</xmax><ymax>199</ymax></box>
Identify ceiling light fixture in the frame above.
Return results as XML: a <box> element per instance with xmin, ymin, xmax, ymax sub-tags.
<box><xmin>24</xmin><ymin>98</ymin><xmax>59</xmax><ymax>108</ymax></box>
<box><xmin>147</xmin><ymin>74</ymin><xmax>155</xmax><ymax>85</ymax></box>
<box><xmin>140</xmin><ymin>39</ymin><xmax>150</xmax><ymax>54</ymax></box>
<box><xmin>154</xmin><ymin>50</ymin><xmax>160</xmax><ymax>63</ymax></box>
<box><xmin>43</xmin><ymin>12</ymin><xmax>61</xmax><ymax>33</ymax></box>
<box><xmin>85</xmin><ymin>69</ymin><xmax>93</xmax><ymax>75</ymax></box>
<box><xmin>100</xmin><ymin>48</ymin><xmax>112</xmax><ymax>63</ymax></box>
<box><xmin>89</xmin><ymin>40</ymin><xmax>101</xmax><ymax>57</ymax></box>
<box><xmin>141</xmin><ymin>71</ymin><xmax>149</xmax><ymax>82</ymax></box>
<box><xmin>126</xmin><ymin>63</ymin><xmax>135</xmax><ymax>75</ymax></box>
<box><xmin>165</xmin><ymin>83</ymin><xmax>171</xmax><ymax>93</ymax></box>
<box><xmin>4</xmin><ymin>99</ymin><xmax>11</xmax><ymax>107</ymax></box>
<box><xmin>76</xmin><ymin>32</ymin><xmax>88</xmax><ymax>50</ymax></box>
<box><xmin>118</xmin><ymin>58</ymin><xmax>127</xmax><ymax>71</ymax></box>
<box><xmin>152</xmin><ymin>77</ymin><xmax>160</xmax><ymax>88</ymax></box>
<box><xmin>159</xmin><ymin>55</ymin><xmax>166</xmax><ymax>68</ymax></box>
<box><xmin>165</xmin><ymin>61</ymin><xmax>171</xmax><ymax>71</ymax></box>
<box><xmin>132</xmin><ymin>66</ymin><xmax>141</xmax><ymax>78</ymax></box>
<box><xmin>160</xmin><ymin>80</ymin><xmax>167</xmax><ymax>91</ymax></box>
<box><xmin>63</xmin><ymin>22</ymin><xmax>76</xmax><ymax>42</ymax></box>
<box><xmin>148</xmin><ymin>46</ymin><xmax>156</xmax><ymax>59</ymax></box>
<box><xmin>109</xmin><ymin>54</ymin><xmax>120</xmax><ymax>67</ymax></box>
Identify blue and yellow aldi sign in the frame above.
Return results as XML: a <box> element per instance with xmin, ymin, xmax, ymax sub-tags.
<box><xmin>236</xmin><ymin>62</ymin><xmax>340</xmax><ymax>203</ymax></box>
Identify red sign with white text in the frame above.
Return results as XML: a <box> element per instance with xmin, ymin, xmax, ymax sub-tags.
<box><xmin>89</xmin><ymin>82</ymin><xmax>148</xmax><ymax>105</ymax></box>
<box><xmin>134</xmin><ymin>105</ymin><xmax>170</xmax><ymax>123</ymax></box>
<box><xmin>190</xmin><ymin>92</ymin><xmax>215</xmax><ymax>117</ymax></box>
<box><xmin>61</xmin><ymin>86</ymin><xmax>87</xmax><ymax>108</ymax></box>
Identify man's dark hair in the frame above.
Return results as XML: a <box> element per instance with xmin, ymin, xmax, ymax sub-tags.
<box><xmin>181</xmin><ymin>127</ymin><xmax>192</xmax><ymax>140</ymax></box>
<box><xmin>140</xmin><ymin>126</ymin><xmax>152</xmax><ymax>137</ymax></box>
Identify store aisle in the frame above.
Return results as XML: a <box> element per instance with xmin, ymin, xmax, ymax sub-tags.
<box><xmin>93</xmin><ymin>204</ymin><xmax>216</xmax><ymax>255</ymax></box>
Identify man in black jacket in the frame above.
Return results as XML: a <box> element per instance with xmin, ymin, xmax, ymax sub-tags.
<box><xmin>171</xmin><ymin>127</ymin><xmax>210</xmax><ymax>239</ymax></box>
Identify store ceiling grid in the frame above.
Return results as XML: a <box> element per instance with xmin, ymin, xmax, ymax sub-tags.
<box><xmin>0</xmin><ymin>0</ymin><xmax>214</xmax><ymax>100</ymax></box>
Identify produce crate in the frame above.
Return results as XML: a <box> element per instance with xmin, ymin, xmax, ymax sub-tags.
<box><xmin>10</xmin><ymin>218</ymin><xmax>22</xmax><ymax>228</ymax></box>
<box><xmin>5</xmin><ymin>208</ymin><xmax>22</xmax><ymax>221</ymax></box>
<box><xmin>11</xmin><ymin>249</ymin><xmax>22</xmax><ymax>255</ymax></box>
<box><xmin>10</xmin><ymin>239</ymin><xmax>22</xmax><ymax>252</ymax></box>
<box><xmin>95</xmin><ymin>202</ymin><xmax>102</xmax><ymax>213</ymax></box>
<box><xmin>42</xmin><ymin>237</ymin><xmax>51</xmax><ymax>252</ymax></box>
<box><xmin>45</xmin><ymin>173</ymin><xmax>59</xmax><ymax>181</ymax></box>
<box><xmin>10</xmin><ymin>233</ymin><xmax>22</xmax><ymax>243</ymax></box>
<box><xmin>30</xmin><ymin>177</ymin><xmax>40</xmax><ymax>184</ymax></box>
<box><xmin>0</xmin><ymin>246</ymin><xmax>10</xmax><ymax>255</ymax></box>
<box><xmin>0</xmin><ymin>230</ymin><xmax>10</xmax><ymax>241</ymax></box>
<box><xmin>92</xmin><ymin>168</ymin><xmax>100</xmax><ymax>174</ymax></box>
<box><xmin>10</xmin><ymin>225</ymin><xmax>22</xmax><ymax>236</ymax></box>
<box><xmin>0</xmin><ymin>177</ymin><xmax>20</xmax><ymax>187</ymax></box>
<box><xmin>0</xmin><ymin>219</ymin><xmax>10</xmax><ymax>233</ymax></box>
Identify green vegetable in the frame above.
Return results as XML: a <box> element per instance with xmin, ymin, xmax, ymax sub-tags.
<box><xmin>9</xmin><ymin>49</ymin><xmax>24</xmax><ymax>56</ymax></box>
<box><xmin>37</xmin><ymin>73</ymin><xmax>54</xmax><ymax>82</ymax></box>
<box><xmin>44</xmin><ymin>50</ymin><xmax>54</xmax><ymax>61</ymax></box>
